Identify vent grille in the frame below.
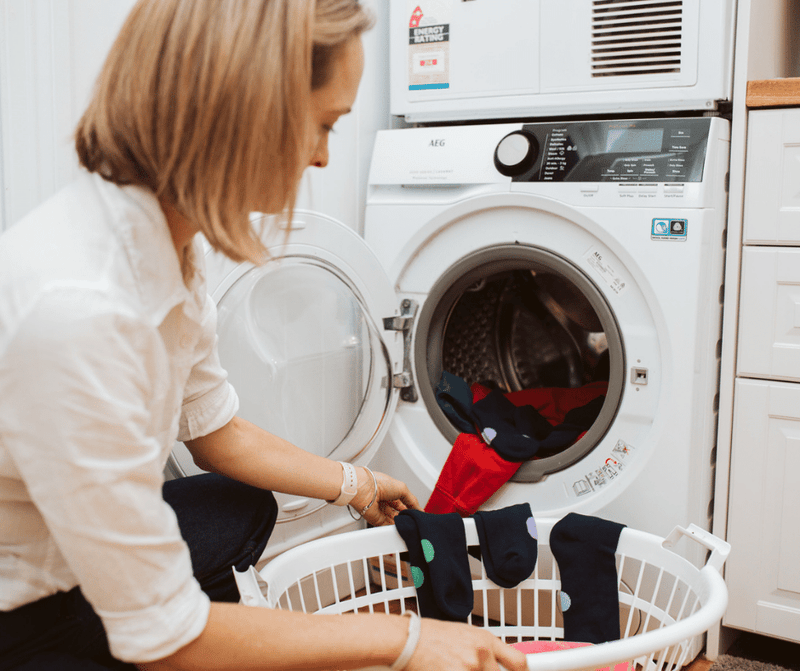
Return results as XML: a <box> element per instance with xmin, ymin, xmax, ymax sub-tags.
<box><xmin>591</xmin><ymin>0</ymin><xmax>683</xmax><ymax>78</ymax></box>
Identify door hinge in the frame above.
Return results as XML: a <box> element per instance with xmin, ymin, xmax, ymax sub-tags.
<box><xmin>383</xmin><ymin>299</ymin><xmax>418</xmax><ymax>402</ymax></box>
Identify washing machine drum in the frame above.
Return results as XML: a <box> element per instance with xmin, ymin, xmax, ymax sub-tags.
<box><xmin>416</xmin><ymin>246</ymin><xmax>624</xmax><ymax>483</ymax></box>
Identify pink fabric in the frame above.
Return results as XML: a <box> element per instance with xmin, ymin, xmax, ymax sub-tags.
<box><xmin>510</xmin><ymin>641</ymin><xmax>630</xmax><ymax>671</ymax></box>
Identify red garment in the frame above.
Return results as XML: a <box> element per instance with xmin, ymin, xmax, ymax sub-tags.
<box><xmin>425</xmin><ymin>383</ymin><xmax>609</xmax><ymax>516</ymax></box>
<box><xmin>424</xmin><ymin>433</ymin><xmax>520</xmax><ymax>517</ymax></box>
<box><xmin>484</xmin><ymin>381</ymin><xmax>608</xmax><ymax>425</ymax></box>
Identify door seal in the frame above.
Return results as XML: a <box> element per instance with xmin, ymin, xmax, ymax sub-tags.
<box><xmin>384</xmin><ymin>299</ymin><xmax>418</xmax><ymax>402</ymax></box>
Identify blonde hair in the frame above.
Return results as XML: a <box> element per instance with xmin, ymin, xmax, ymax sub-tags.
<box><xmin>75</xmin><ymin>0</ymin><xmax>372</xmax><ymax>265</ymax></box>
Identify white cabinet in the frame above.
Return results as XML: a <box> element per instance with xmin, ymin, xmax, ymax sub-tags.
<box><xmin>724</xmin><ymin>108</ymin><xmax>800</xmax><ymax>642</ymax></box>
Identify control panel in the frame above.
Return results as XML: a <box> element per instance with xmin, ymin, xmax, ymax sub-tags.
<box><xmin>494</xmin><ymin>118</ymin><xmax>712</xmax><ymax>184</ymax></box>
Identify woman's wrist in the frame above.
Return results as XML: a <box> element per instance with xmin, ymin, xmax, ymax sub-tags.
<box><xmin>390</xmin><ymin>612</ymin><xmax>421</xmax><ymax>670</ymax></box>
<box><xmin>349</xmin><ymin>466</ymin><xmax>373</xmax><ymax>511</ymax></box>
<box><xmin>325</xmin><ymin>461</ymin><xmax>358</xmax><ymax>506</ymax></box>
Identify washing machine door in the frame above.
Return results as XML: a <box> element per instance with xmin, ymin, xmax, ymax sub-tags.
<box><xmin>169</xmin><ymin>210</ymin><xmax>403</xmax><ymax>523</ymax></box>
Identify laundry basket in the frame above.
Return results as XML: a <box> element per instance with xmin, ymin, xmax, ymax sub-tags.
<box><xmin>235</xmin><ymin>518</ymin><xmax>730</xmax><ymax>671</ymax></box>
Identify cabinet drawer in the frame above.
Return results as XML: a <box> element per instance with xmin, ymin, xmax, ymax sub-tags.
<box><xmin>725</xmin><ymin>379</ymin><xmax>800</xmax><ymax>641</ymax></box>
<box><xmin>744</xmin><ymin>108</ymin><xmax>800</xmax><ymax>245</ymax></box>
<box><xmin>738</xmin><ymin>247</ymin><xmax>800</xmax><ymax>381</ymax></box>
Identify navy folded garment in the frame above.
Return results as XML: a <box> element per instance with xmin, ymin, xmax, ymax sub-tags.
<box><xmin>469</xmin><ymin>390</ymin><xmax>605</xmax><ymax>462</ymax></box>
<box><xmin>435</xmin><ymin>371</ymin><xmax>476</xmax><ymax>434</ymax></box>
<box><xmin>468</xmin><ymin>389</ymin><xmax>552</xmax><ymax>461</ymax></box>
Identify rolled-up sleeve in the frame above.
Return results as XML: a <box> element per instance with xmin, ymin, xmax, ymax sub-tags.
<box><xmin>0</xmin><ymin>290</ymin><xmax>210</xmax><ymax>663</ymax></box>
<box><xmin>178</xmin><ymin>294</ymin><xmax>239</xmax><ymax>442</ymax></box>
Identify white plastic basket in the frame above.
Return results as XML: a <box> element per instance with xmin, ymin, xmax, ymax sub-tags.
<box><xmin>236</xmin><ymin>518</ymin><xmax>730</xmax><ymax>671</ymax></box>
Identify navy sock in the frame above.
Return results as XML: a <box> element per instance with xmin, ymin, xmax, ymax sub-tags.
<box><xmin>473</xmin><ymin>503</ymin><xmax>539</xmax><ymax>588</ymax></box>
<box><xmin>550</xmin><ymin>512</ymin><xmax>626</xmax><ymax>644</ymax></box>
<box><xmin>435</xmin><ymin>371</ymin><xmax>477</xmax><ymax>434</ymax></box>
<box><xmin>469</xmin><ymin>389</ymin><xmax>552</xmax><ymax>461</ymax></box>
<box><xmin>395</xmin><ymin>510</ymin><xmax>473</xmax><ymax>622</ymax></box>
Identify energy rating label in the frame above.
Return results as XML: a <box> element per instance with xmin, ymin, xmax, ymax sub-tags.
<box><xmin>651</xmin><ymin>218</ymin><xmax>688</xmax><ymax>241</ymax></box>
<box><xmin>408</xmin><ymin>2</ymin><xmax>451</xmax><ymax>91</ymax></box>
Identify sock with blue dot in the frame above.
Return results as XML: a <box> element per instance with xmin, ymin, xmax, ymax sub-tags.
<box><xmin>550</xmin><ymin>512</ymin><xmax>626</xmax><ymax>644</ymax></box>
<box><xmin>473</xmin><ymin>503</ymin><xmax>539</xmax><ymax>588</ymax></box>
<box><xmin>395</xmin><ymin>509</ymin><xmax>473</xmax><ymax>622</ymax></box>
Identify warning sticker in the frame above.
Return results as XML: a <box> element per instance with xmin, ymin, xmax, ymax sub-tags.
<box><xmin>408</xmin><ymin>2</ymin><xmax>450</xmax><ymax>91</ymax></box>
<box><xmin>585</xmin><ymin>249</ymin><xmax>627</xmax><ymax>296</ymax></box>
<box><xmin>571</xmin><ymin>440</ymin><xmax>635</xmax><ymax>498</ymax></box>
<box><xmin>651</xmin><ymin>218</ymin><xmax>688</xmax><ymax>241</ymax></box>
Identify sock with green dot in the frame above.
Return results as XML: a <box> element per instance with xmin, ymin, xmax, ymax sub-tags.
<box><xmin>395</xmin><ymin>509</ymin><xmax>473</xmax><ymax>622</ymax></box>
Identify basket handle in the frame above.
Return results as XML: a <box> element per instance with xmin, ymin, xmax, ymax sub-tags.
<box><xmin>662</xmin><ymin>523</ymin><xmax>731</xmax><ymax>572</ymax></box>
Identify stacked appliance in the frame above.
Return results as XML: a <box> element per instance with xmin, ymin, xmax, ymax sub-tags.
<box><xmin>392</xmin><ymin>0</ymin><xmax>735</xmax><ymax>122</ymax></box>
<box><xmin>362</xmin><ymin>0</ymin><xmax>736</xmax><ymax>568</ymax></box>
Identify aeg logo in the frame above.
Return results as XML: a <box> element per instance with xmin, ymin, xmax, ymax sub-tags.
<box><xmin>429</xmin><ymin>139</ymin><xmax>445</xmax><ymax>147</ymax></box>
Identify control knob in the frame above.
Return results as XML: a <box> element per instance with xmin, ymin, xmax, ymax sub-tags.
<box><xmin>494</xmin><ymin>130</ymin><xmax>539</xmax><ymax>177</ymax></box>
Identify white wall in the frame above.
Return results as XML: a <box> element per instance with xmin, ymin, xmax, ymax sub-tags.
<box><xmin>0</xmin><ymin>0</ymin><xmax>391</xmax><ymax>234</ymax></box>
<box><xmin>0</xmin><ymin>0</ymin><xmax>135</xmax><ymax>232</ymax></box>
<box><xmin>296</xmin><ymin>0</ymin><xmax>391</xmax><ymax>233</ymax></box>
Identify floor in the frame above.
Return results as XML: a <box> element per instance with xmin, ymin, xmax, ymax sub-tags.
<box><xmin>685</xmin><ymin>655</ymin><xmax>713</xmax><ymax>671</ymax></box>
<box><xmin>642</xmin><ymin>631</ymin><xmax>800</xmax><ymax>671</ymax></box>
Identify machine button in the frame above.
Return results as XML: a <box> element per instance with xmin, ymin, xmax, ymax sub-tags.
<box><xmin>580</xmin><ymin>184</ymin><xmax>600</xmax><ymax>193</ymax></box>
<box><xmin>664</xmin><ymin>184</ymin><xmax>685</xmax><ymax>195</ymax></box>
<box><xmin>494</xmin><ymin>131</ymin><xmax>539</xmax><ymax>177</ymax></box>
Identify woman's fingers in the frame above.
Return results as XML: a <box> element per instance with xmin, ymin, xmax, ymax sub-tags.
<box><xmin>406</xmin><ymin>618</ymin><xmax>527</xmax><ymax>671</ymax></box>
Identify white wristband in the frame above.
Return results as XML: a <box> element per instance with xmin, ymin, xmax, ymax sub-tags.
<box><xmin>327</xmin><ymin>461</ymin><xmax>358</xmax><ymax>506</ymax></box>
<box><xmin>390</xmin><ymin>612</ymin><xmax>421</xmax><ymax>671</ymax></box>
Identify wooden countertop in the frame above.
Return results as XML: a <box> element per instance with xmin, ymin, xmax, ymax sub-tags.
<box><xmin>747</xmin><ymin>78</ymin><xmax>800</xmax><ymax>108</ymax></box>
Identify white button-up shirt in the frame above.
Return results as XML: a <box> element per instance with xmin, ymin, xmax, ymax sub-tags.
<box><xmin>0</xmin><ymin>171</ymin><xmax>240</xmax><ymax>662</ymax></box>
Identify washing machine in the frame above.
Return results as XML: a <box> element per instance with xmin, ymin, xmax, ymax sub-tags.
<box><xmin>171</xmin><ymin>116</ymin><xmax>729</xmax><ymax>568</ymax></box>
<box><xmin>364</xmin><ymin>116</ymin><xmax>729</xmax><ymax>568</ymax></box>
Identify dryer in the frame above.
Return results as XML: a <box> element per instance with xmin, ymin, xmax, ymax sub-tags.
<box><xmin>391</xmin><ymin>0</ymin><xmax>736</xmax><ymax>123</ymax></box>
<box><xmin>171</xmin><ymin>116</ymin><xmax>729</xmax><ymax>568</ymax></box>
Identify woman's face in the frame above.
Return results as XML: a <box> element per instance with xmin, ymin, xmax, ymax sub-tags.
<box><xmin>307</xmin><ymin>37</ymin><xmax>365</xmax><ymax>169</ymax></box>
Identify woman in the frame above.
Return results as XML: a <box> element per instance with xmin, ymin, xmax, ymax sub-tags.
<box><xmin>0</xmin><ymin>2</ymin><xmax>528</xmax><ymax>670</ymax></box>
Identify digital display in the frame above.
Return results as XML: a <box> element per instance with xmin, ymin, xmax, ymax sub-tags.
<box><xmin>516</xmin><ymin>118</ymin><xmax>710</xmax><ymax>183</ymax></box>
<box><xmin>605</xmin><ymin>128</ymin><xmax>664</xmax><ymax>154</ymax></box>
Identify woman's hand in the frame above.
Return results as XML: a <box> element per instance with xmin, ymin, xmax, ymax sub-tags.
<box><xmin>352</xmin><ymin>468</ymin><xmax>420</xmax><ymax>526</ymax></box>
<box><xmin>408</xmin><ymin>618</ymin><xmax>528</xmax><ymax>671</ymax></box>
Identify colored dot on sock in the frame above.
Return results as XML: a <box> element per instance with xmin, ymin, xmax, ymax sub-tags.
<box><xmin>526</xmin><ymin>517</ymin><xmax>538</xmax><ymax>540</ymax></box>
<box><xmin>411</xmin><ymin>566</ymin><xmax>425</xmax><ymax>589</ymax></box>
<box><xmin>421</xmin><ymin>539</ymin><xmax>435</xmax><ymax>563</ymax></box>
<box><xmin>560</xmin><ymin>591</ymin><xmax>571</xmax><ymax>612</ymax></box>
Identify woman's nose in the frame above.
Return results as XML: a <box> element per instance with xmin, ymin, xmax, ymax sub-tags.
<box><xmin>310</xmin><ymin>136</ymin><xmax>329</xmax><ymax>168</ymax></box>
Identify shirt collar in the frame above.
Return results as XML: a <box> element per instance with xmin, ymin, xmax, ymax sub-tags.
<box><xmin>88</xmin><ymin>171</ymin><xmax>204</xmax><ymax>326</ymax></box>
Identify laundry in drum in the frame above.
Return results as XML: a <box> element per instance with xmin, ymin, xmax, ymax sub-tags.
<box><xmin>435</xmin><ymin>371</ymin><xmax>606</xmax><ymax>461</ymax></box>
<box><xmin>426</xmin><ymin>379</ymin><xmax>608</xmax><ymax>515</ymax></box>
